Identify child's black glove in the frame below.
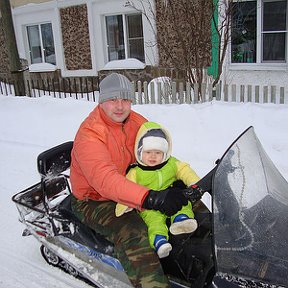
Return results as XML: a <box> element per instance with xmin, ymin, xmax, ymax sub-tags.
<box><xmin>142</xmin><ymin>187</ymin><xmax>188</xmax><ymax>216</ymax></box>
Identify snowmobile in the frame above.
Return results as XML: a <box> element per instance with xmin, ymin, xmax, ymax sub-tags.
<box><xmin>12</xmin><ymin>126</ymin><xmax>288</xmax><ymax>288</ymax></box>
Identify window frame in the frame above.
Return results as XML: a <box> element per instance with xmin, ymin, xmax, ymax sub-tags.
<box><xmin>229</xmin><ymin>0</ymin><xmax>288</xmax><ymax>70</ymax></box>
<box><xmin>104</xmin><ymin>13</ymin><xmax>145</xmax><ymax>63</ymax></box>
<box><xmin>261</xmin><ymin>0</ymin><xmax>288</xmax><ymax>63</ymax></box>
<box><xmin>26</xmin><ymin>22</ymin><xmax>56</xmax><ymax>65</ymax></box>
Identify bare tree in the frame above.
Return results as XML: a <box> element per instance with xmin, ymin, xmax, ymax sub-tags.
<box><xmin>0</xmin><ymin>0</ymin><xmax>26</xmax><ymax>96</ymax></box>
<box><xmin>127</xmin><ymin>0</ymin><xmax>233</xmax><ymax>100</ymax></box>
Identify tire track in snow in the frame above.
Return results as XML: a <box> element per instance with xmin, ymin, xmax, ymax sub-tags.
<box><xmin>0</xmin><ymin>138</ymin><xmax>48</xmax><ymax>150</ymax></box>
<box><xmin>0</xmin><ymin>246</ymin><xmax>90</xmax><ymax>288</ymax></box>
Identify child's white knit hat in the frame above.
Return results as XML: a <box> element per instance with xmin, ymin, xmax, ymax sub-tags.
<box><xmin>142</xmin><ymin>136</ymin><xmax>169</xmax><ymax>153</ymax></box>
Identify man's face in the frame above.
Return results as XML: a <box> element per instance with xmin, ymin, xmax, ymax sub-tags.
<box><xmin>100</xmin><ymin>99</ymin><xmax>132</xmax><ymax>123</ymax></box>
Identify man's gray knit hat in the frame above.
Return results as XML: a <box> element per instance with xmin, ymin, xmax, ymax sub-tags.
<box><xmin>99</xmin><ymin>73</ymin><xmax>134</xmax><ymax>104</ymax></box>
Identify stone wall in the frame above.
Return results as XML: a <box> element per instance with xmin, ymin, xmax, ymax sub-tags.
<box><xmin>60</xmin><ymin>4</ymin><xmax>92</xmax><ymax>70</ymax></box>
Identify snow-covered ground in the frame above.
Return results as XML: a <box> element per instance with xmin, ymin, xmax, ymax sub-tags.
<box><xmin>0</xmin><ymin>94</ymin><xmax>287</xmax><ymax>287</ymax></box>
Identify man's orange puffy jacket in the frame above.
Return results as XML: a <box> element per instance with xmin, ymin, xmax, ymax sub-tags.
<box><xmin>70</xmin><ymin>105</ymin><xmax>149</xmax><ymax>209</ymax></box>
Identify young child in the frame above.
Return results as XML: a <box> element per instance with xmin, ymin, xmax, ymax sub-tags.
<box><xmin>116</xmin><ymin>121</ymin><xmax>200</xmax><ymax>258</ymax></box>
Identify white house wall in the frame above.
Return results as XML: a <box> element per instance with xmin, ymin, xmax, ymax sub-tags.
<box><xmin>221</xmin><ymin>58</ymin><xmax>288</xmax><ymax>89</ymax></box>
<box><xmin>91</xmin><ymin>0</ymin><xmax>158</xmax><ymax>70</ymax></box>
<box><xmin>219</xmin><ymin>0</ymin><xmax>288</xmax><ymax>90</ymax></box>
<box><xmin>11</xmin><ymin>0</ymin><xmax>158</xmax><ymax>77</ymax></box>
<box><xmin>12</xmin><ymin>2</ymin><xmax>59</xmax><ymax>67</ymax></box>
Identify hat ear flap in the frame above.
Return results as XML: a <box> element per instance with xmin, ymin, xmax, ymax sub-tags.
<box><xmin>137</xmin><ymin>145</ymin><xmax>143</xmax><ymax>161</ymax></box>
<box><xmin>162</xmin><ymin>152</ymin><xmax>167</xmax><ymax>162</ymax></box>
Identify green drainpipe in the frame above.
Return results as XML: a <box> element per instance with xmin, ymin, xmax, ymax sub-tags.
<box><xmin>207</xmin><ymin>0</ymin><xmax>219</xmax><ymax>79</ymax></box>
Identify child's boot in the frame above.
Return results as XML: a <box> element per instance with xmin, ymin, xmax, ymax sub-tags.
<box><xmin>169</xmin><ymin>214</ymin><xmax>198</xmax><ymax>235</ymax></box>
<box><xmin>154</xmin><ymin>235</ymin><xmax>172</xmax><ymax>258</ymax></box>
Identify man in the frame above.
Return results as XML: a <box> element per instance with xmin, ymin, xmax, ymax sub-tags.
<box><xmin>70</xmin><ymin>73</ymin><xmax>188</xmax><ymax>287</ymax></box>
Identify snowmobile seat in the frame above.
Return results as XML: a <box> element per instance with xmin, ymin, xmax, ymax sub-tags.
<box><xmin>37</xmin><ymin>141</ymin><xmax>114</xmax><ymax>255</ymax></box>
<box><xmin>37</xmin><ymin>141</ymin><xmax>73</xmax><ymax>178</ymax></box>
<box><xmin>58</xmin><ymin>194</ymin><xmax>115</xmax><ymax>256</ymax></box>
<box><xmin>36</xmin><ymin>142</ymin><xmax>73</xmax><ymax>213</ymax></box>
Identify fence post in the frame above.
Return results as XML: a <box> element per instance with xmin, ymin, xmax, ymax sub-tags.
<box><xmin>193</xmin><ymin>84</ymin><xmax>199</xmax><ymax>104</ymax></box>
<box><xmin>215</xmin><ymin>83</ymin><xmax>221</xmax><ymax>100</ymax></box>
<box><xmin>73</xmin><ymin>78</ymin><xmax>78</xmax><ymax>99</ymax></box>
<box><xmin>179</xmin><ymin>82</ymin><xmax>184</xmax><ymax>104</ymax></box>
<box><xmin>0</xmin><ymin>81</ymin><xmax>4</xmax><ymax>95</ymax></box>
<box><xmin>255</xmin><ymin>86</ymin><xmax>260</xmax><ymax>103</ymax></box>
<box><xmin>79</xmin><ymin>77</ymin><xmax>83</xmax><ymax>99</ymax></box>
<box><xmin>240</xmin><ymin>85</ymin><xmax>245</xmax><ymax>102</ymax></box>
<box><xmin>247</xmin><ymin>85</ymin><xmax>252</xmax><ymax>102</ymax></box>
<box><xmin>271</xmin><ymin>86</ymin><xmax>276</xmax><ymax>104</ymax></box>
<box><xmin>1</xmin><ymin>79</ymin><xmax>9</xmax><ymax>95</ymax></box>
<box><xmin>143</xmin><ymin>81</ymin><xmax>148</xmax><ymax>104</ymax></box>
<box><xmin>91</xmin><ymin>77</ymin><xmax>96</xmax><ymax>102</ymax></box>
<box><xmin>201</xmin><ymin>83</ymin><xmax>206</xmax><ymax>103</ymax></box>
<box><xmin>5</xmin><ymin>78</ymin><xmax>287</xmax><ymax>105</ymax></box>
<box><xmin>132</xmin><ymin>81</ymin><xmax>136</xmax><ymax>104</ymax></box>
<box><xmin>137</xmin><ymin>80</ymin><xmax>142</xmax><ymax>104</ymax></box>
<box><xmin>150</xmin><ymin>82</ymin><xmax>155</xmax><ymax>104</ymax></box>
<box><xmin>186</xmin><ymin>82</ymin><xmax>191</xmax><ymax>104</ymax></box>
<box><xmin>85</xmin><ymin>77</ymin><xmax>89</xmax><ymax>100</ymax></box>
<box><xmin>26</xmin><ymin>79</ymin><xmax>32</xmax><ymax>97</ymax></box>
<box><xmin>231</xmin><ymin>84</ymin><xmax>236</xmax><ymax>102</ymax></box>
<box><xmin>263</xmin><ymin>86</ymin><xmax>268</xmax><ymax>103</ymax></box>
<box><xmin>280</xmin><ymin>87</ymin><xmax>285</xmax><ymax>104</ymax></box>
<box><xmin>164</xmin><ymin>82</ymin><xmax>170</xmax><ymax>104</ymax></box>
<box><xmin>224</xmin><ymin>84</ymin><xmax>228</xmax><ymax>102</ymax></box>
<box><xmin>208</xmin><ymin>83</ymin><xmax>213</xmax><ymax>101</ymax></box>
<box><xmin>52</xmin><ymin>78</ymin><xmax>56</xmax><ymax>98</ymax></box>
<box><xmin>156</xmin><ymin>82</ymin><xmax>161</xmax><ymax>104</ymax></box>
<box><xmin>171</xmin><ymin>81</ymin><xmax>177</xmax><ymax>103</ymax></box>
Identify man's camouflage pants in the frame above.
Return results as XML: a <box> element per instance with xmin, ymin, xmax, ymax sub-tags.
<box><xmin>71</xmin><ymin>196</ymin><xmax>170</xmax><ymax>288</ymax></box>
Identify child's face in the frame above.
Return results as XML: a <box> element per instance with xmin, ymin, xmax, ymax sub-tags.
<box><xmin>142</xmin><ymin>150</ymin><xmax>164</xmax><ymax>166</ymax></box>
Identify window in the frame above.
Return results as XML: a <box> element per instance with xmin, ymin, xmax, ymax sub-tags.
<box><xmin>231</xmin><ymin>1</ymin><xmax>257</xmax><ymax>63</ymax></box>
<box><xmin>26</xmin><ymin>23</ymin><xmax>56</xmax><ymax>65</ymax></box>
<box><xmin>105</xmin><ymin>14</ymin><xmax>145</xmax><ymax>63</ymax></box>
<box><xmin>262</xmin><ymin>0</ymin><xmax>287</xmax><ymax>62</ymax></box>
<box><xmin>126</xmin><ymin>14</ymin><xmax>145</xmax><ymax>62</ymax></box>
<box><xmin>231</xmin><ymin>0</ymin><xmax>287</xmax><ymax>64</ymax></box>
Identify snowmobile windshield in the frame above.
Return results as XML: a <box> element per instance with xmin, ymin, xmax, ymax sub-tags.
<box><xmin>213</xmin><ymin>126</ymin><xmax>288</xmax><ymax>286</ymax></box>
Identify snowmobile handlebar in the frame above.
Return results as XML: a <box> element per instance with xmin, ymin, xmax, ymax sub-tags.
<box><xmin>183</xmin><ymin>166</ymin><xmax>216</xmax><ymax>203</ymax></box>
<box><xmin>183</xmin><ymin>184</ymin><xmax>207</xmax><ymax>204</ymax></box>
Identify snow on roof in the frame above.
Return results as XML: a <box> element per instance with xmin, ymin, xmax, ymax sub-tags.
<box><xmin>29</xmin><ymin>63</ymin><xmax>57</xmax><ymax>73</ymax></box>
<box><xmin>103</xmin><ymin>58</ymin><xmax>146</xmax><ymax>70</ymax></box>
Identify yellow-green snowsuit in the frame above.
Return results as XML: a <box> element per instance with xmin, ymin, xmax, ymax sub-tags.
<box><xmin>116</xmin><ymin>121</ymin><xmax>200</xmax><ymax>248</ymax></box>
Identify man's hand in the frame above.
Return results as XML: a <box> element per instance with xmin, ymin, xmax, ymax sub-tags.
<box><xmin>142</xmin><ymin>187</ymin><xmax>188</xmax><ymax>216</ymax></box>
<box><xmin>184</xmin><ymin>184</ymin><xmax>205</xmax><ymax>204</ymax></box>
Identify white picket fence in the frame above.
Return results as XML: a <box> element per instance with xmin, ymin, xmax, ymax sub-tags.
<box><xmin>132</xmin><ymin>80</ymin><xmax>287</xmax><ymax>105</ymax></box>
<box><xmin>1</xmin><ymin>79</ymin><xmax>287</xmax><ymax>104</ymax></box>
